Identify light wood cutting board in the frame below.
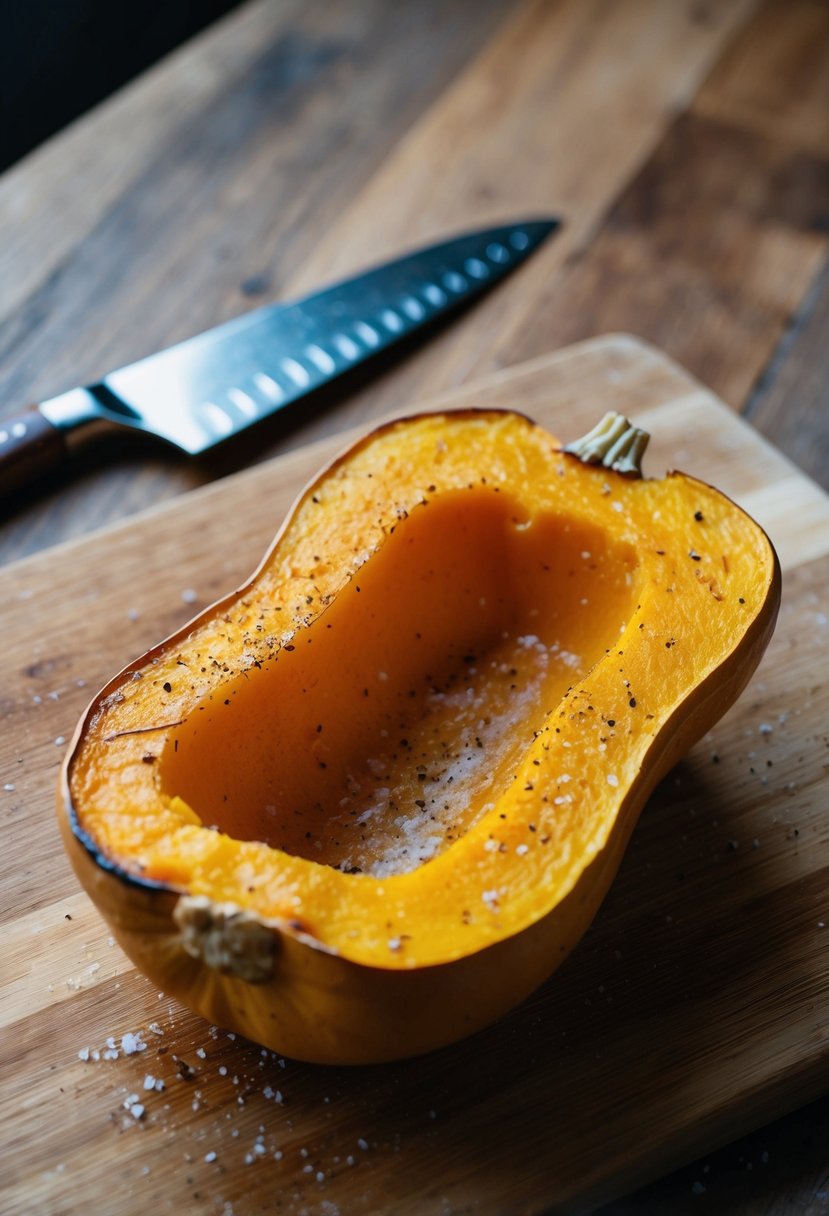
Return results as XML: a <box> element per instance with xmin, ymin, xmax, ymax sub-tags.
<box><xmin>3</xmin><ymin>336</ymin><xmax>829</xmax><ymax>1216</ymax></box>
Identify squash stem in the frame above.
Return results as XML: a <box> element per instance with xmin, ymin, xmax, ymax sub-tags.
<box><xmin>564</xmin><ymin>412</ymin><xmax>649</xmax><ymax>478</ymax></box>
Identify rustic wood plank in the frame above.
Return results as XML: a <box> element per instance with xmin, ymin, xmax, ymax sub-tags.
<box><xmin>0</xmin><ymin>0</ymin><xmax>508</xmax><ymax>562</ymax></box>
<box><xmin>281</xmin><ymin>0</ymin><xmax>760</xmax><ymax>432</ymax></box>
<box><xmin>0</xmin><ymin>0</ymin><xmax>756</xmax><ymax>567</ymax></box>
<box><xmin>493</xmin><ymin>109</ymin><xmax>829</xmax><ymax>410</ymax></box>
<box><xmin>694</xmin><ymin>0</ymin><xmax>829</xmax><ymax>156</ymax></box>
<box><xmin>745</xmin><ymin>256</ymin><xmax>829</xmax><ymax>493</ymax></box>
<box><xmin>3</xmin><ymin>337</ymin><xmax>829</xmax><ymax>1215</ymax></box>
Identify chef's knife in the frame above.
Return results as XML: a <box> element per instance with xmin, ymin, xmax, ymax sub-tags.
<box><xmin>1</xmin><ymin>219</ymin><xmax>558</xmax><ymax>498</ymax></box>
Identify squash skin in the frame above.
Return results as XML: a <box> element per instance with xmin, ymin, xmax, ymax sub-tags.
<box><xmin>58</xmin><ymin>409</ymin><xmax>781</xmax><ymax>1064</ymax></box>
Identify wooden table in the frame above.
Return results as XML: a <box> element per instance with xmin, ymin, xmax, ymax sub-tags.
<box><xmin>1</xmin><ymin>1</ymin><xmax>827</xmax><ymax>1211</ymax></box>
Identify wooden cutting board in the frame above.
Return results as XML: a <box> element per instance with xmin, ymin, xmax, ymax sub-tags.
<box><xmin>3</xmin><ymin>335</ymin><xmax>829</xmax><ymax>1216</ymax></box>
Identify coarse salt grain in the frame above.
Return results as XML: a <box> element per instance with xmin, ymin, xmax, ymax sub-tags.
<box><xmin>516</xmin><ymin>844</ymin><xmax>529</xmax><ymax>856</ymax></box>
<box><xmin>204</xmin><ymin>1151</ymin><xmax>217</xmax><ymax>1163</ymax></box>
<box><xmin>54</xmin><ymin>736</ymin><xmax>66</xmax><ymax>746</ymax></box>
<box><xmin>121</xmin><ymin>1031</ymin><xmax>146</xmax><ymax>1055</ymax></box>
<box><xmin>3</xmin><ymin>783</ymin><xmax>14</xmax><ymax>792</ymax></box>
<box><xmin>607</xmin><ymin>774</ymin><xmax>619</xmax><ymax>787</ymax></box>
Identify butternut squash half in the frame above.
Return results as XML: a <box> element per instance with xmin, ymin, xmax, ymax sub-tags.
<box><xmin>59</xmin><ymin>410</ymin><xmax>780</xmax><ymax>1064</ymax></box>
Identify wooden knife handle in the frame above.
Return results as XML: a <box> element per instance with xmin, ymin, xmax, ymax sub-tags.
<box><xmin>0</xmin><ymin>408</ymin><xmax>68</xmax><ymax>499</ymax></box>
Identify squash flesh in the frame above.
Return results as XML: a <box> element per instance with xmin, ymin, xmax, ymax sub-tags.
<box><xmin>162</xmin><ymin>487</ymin><xmax>639</xmax><ymax>876</ymax></box>
<box><xmin>66</xmin><ymin>411</ymin><xmax>780</xmax><ymax>974</ymax></box>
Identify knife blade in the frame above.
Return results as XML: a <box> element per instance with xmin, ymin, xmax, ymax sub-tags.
<box><xmin>1</xmin><ymin>219</ymin><xmax>558</xmax><ymax>498</ymax></box>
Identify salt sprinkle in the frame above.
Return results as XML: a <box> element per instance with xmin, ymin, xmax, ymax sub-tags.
<box><xmin>607</xmin><ymin>773</ymin><xmax>619</xmax><ymax>787</ymax></box>
<box><xmin>181</xmin><ymin>588</ymin><xmax>198</xmax><ymax>604</ymax></box>
<box><xmin>357</xmin><ymin>1138</ymin><xmax>369</xmax><ymax>1151</ymax></box>
<box><xmin>78</xmin><ymin>1047</ymin><xmax>90</xmax><ymax>1062</ymax></box>
<box><xmin>54</xmin><ymin>736</ymin><xmax>66</xmax><ymax>746</ymax></box>
<box><xmin>123</xmin><ymin>1093</ymin><xmax>145</xmax><ymax>1120</ymax></box>
<box><xmin>121</xmin><ymin>1031</ymin><xmax>146</xmax><ymax>1055</ymax></box>
<box><xmin>516</xmin><ymin>844</ymin><xmax>529</xmax><ymax>856</ymax></box>
<box><xmin>3</xmin><ymin>783</ymin><xmax>15</xmax><ymax>792</ymax></box>
<box><xmin>204</xmin><ymin>1151</ymin><xmax>217</xmax><ymax>1163</ymax></box>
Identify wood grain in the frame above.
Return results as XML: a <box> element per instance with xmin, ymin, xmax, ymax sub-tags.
<box><xmin>2</xmin><ymin>0</ymin><xmax>829</xmax><ymax>1210</ymax></box>
<box><xmin>746</xmin><ymin>257</ymin><xmax>829</xmax><ymax>492</ymax></box>
<box><xmin>3</xmin><ymin>337</ymin><xmax>829</xmax><ymax>1215</ymax></box>
<box><xmin>0</xmin><ymin>0</ymin><xmax>756</xmax><ymax>566</ymax></box>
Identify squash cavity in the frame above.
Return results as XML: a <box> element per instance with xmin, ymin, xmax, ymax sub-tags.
<box><xmin>159</xmin><ymin>487</ymin><xmax>639</xmax><ymax>876</ymax></box>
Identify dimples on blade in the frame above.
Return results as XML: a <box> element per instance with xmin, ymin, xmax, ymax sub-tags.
<box><xmin>98</xmin><ymin>221</ymin><xmax>557</xmax><ymax>453</ymax></box>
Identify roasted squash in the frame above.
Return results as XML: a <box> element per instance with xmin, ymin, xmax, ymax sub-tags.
<box><xmin>58</xmin><ymin>410</ymin><xmax>780</xmax><ymax>1064</ymax></box>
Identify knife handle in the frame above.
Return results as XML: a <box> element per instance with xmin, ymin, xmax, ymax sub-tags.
<box><xmin>0</xmin><ymin>408</ymin><xmax>68</xmax><ymax>500</ymax></box>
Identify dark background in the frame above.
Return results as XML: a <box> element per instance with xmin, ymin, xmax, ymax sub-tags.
<box><xmin>0</xmin><ymin>1</ymin><xmax>241</xmax><ymax>172</ymax></box>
